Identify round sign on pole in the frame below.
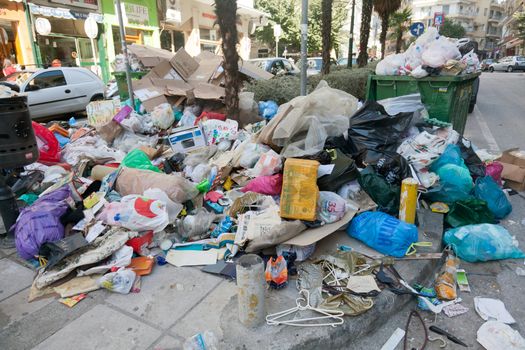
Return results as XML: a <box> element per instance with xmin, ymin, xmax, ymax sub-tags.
<box><xmin>35</xmin><ymin>18</ymin><xmax>52</xmax><ymax>36</ymax></box>
<box><xmin>84</xmin><ymin>17</ymin><xmax>98</xmax><ymax>39</ymax></box>
<box><xmin>409</xmin><ymin>22</ymin><xmax>425</xmax><ymax>37</ymax></box>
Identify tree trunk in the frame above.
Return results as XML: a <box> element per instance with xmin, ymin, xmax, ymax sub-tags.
<box><xmin>358</xmin><ymin>0</ymin><xmax>373</xmax><ymax>67</ymax></box>
<box><xmin>321</xmin><ymin>0</ymin><xmax>333</xmax><ymax>75</ymax></box>
<box><xmin>215</xmin><ymin>0</ymin><xmax>240</xmax><ymax>119</ymax></box>
<box><xmin>380</xmin><ymin>15</ymin><xmax>388</xmax><ymax>59</ymax></box>
<box><xmin>396</xmin><ymin>32</ymin><xmax>403</xmax><ymax>53</ymax></box>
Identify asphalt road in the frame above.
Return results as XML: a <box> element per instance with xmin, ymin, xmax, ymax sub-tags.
<box><xmin>465</xmin><ymin>71</ymin><xmax>525</xmax><ymax>152</ymax></box>
<box><xmin>352</xmin><ymin>71</ymin><xmax>525</xmax><ymax>350</ymax></box>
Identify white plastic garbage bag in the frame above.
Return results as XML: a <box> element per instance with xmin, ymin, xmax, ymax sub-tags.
<box><xmin>151</xmin><ymin>103</ymin><xmax>174</xmax><ymax>129</ymax></box>
<box><xmin>376</xmin><ymin>53</ymin><xmax>406</xmax><ymax>75</ymax></box>
<box><xmin>143</xmin><ymin>188</ymin><xmax>183</xmax><ymax>223</ymax></box>
<box><xmin>422</xmin><ymin>36</ymin><xmax>461</xmax><ymax>68</ymax></box>
<box><xmin>98</xmin><ymin>269</ymin><xmax>136</xmax><ymax>294</ymax></box>
<box><xmin>477</xmin><ymin>321</ymin><xmax>525</xmax><ymax>350</ymax></box>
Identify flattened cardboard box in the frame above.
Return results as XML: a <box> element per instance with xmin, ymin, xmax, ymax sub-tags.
<box><xmin>128</xmin><ymin>44</ymin><xmax>175</xmax><ymax>68</ymax></box>
<box><xmin>497</xmin><ymin>148</ymin><xmax>525</xmax><ymax>191</ymax></box>
<box><xmin>170</xmin><ymin>48</ymin><xmax>199</xmax><ymax>81</ymax></box>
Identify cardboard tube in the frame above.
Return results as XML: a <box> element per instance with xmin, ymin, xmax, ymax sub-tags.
<box><xmin>236</xmin><ymin>254</ymin><xmax>266</xmax><ymax>327</ymax></box>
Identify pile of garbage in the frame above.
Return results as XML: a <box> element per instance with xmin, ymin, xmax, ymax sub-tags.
<box><xmin>376</xmin><ymin>27</ymin><xmax>480</xmax><ymax>78</ymax></box>
<box><xmin>7</xmin><ymin>45</ymin><xmax>525</xmax><ymax>349</ymax></box>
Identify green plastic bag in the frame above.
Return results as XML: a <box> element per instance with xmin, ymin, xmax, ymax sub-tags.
<box><xmin>445</xmin><ymin>198</ymin><xmax>495</xmax><ymax>228</ymax></box>
<box><xmin>358</xmin><ymin>166</ymin><xmax>400</xmax><ymax>215</ymax></box>
<box><xmin>120</xmin><ymin>149</ymin><xmax>160</xmax><ymax>173</ymax></box>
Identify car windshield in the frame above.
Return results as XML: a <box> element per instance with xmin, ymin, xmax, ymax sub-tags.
<box><xmin>485</xmin><ymin>59</ymin><xmax>494</xmax><ymax>63</ymax></box>
<box><xmin>516</xmin><ymin>56</ymin><xmax>525</xmax><ymax>62</ymax></box>
<box><xmin>0</xmin><ymin>71</ymin><xmax>33</xmax><ymax>85</ymax></box>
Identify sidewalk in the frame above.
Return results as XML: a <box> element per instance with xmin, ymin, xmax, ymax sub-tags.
<box><xmin>0</xmin><ymin>227</ymin><xmax>442</xmax><ymax>350</ymax></box>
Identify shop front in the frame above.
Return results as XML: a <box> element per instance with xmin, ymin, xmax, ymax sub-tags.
<box><xmin>159</xmin><ymin>0</ymin><xmax>268</xmax><ymax>59</ymax></box>
<box><xmin>0</xmin><ymin>0</ymin><xmax>35</xmax><ymax>68</ymax></box>
<box><xmin>27</xmin><ymin>1</ymin><xmax>109</xmax><ymax>81</ymax></box>
<box><xmin>100</xmin><ymin>0</ymin><xmax>160</xmax><ymax>71</ymax></box>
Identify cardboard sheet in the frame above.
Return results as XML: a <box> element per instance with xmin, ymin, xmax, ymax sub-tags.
<box><xmin>282</xmin><ymin>208</ymin><xmax>358</xmax><ymax>246</ymax></box>
<box><xmin>165</xmin><ymin>250</ymin><xmax>217</xmax><ymax>267</ymax></box>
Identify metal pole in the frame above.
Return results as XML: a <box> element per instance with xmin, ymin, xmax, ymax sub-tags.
<box><xmin>347</xmin><ymin>0</ymin><xmax>355</xmax><ymax>69</ymax></box>
<box><xmin>275</xmin><ymin>37</ymin><xmax>279</xmax><ymax>57</ymax></box>
<box><xmin>115</xmin><ymin>0</ymin><xmax>134</xmax><ymax>107</ymax></box>
<box><xmin>90</xmin><ymin>38</ymin><xmax>99</xmax><ymax>77</ymax></box>
<box><xmin>300</xmin><ymin>0</ymin><xmax>308</xmax><ymax>96</ymax></box>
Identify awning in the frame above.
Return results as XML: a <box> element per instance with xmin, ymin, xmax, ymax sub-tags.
<box><xmin>28</xmin><ymin>3</ymin><xmax>103</xmax><ymax>23</ymax></box>
<box><xmin>506</xmin><ymin>38</ymin><xmax>524</xmax><ymax>49</ymax></box>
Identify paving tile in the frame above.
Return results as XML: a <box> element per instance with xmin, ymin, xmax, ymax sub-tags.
<box><xmin>0</xmin><ymin>288</ymin><xmax>54</xmax><ymax>330</ymax></box>
<box><xmin>33</xmin><ymin>304</ymin><xmax>162</xmax><ymax>350</ymax></box>
<box><xmin>171</xmin><ymin>280</ymin><xmax>236</xmax><ymax>340</ymax></box>
<box><xmin>0</xmin><ymin>258</ymin><xmax>34</xmax><ymax>302</ymax></box>
<box><xmin>106</xmin><ymin>265</ymin><xmax>222</xmax><ymax>329</ymax></box>
<box><xmin>150</xmin><ymin>335</ymin><xmax>183</xmax><ymax>350</ymax></box>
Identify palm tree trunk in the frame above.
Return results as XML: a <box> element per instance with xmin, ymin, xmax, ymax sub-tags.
<box><xmin>215</xmin><ymin>0</ymin><xmax>240</xmax><ymax>119</ymax></box>
<box><xmin>396</xmin><ymin>32</ymin><xmax>403</xmax><ymax>54</ymax></box>
<box><xmin>321</xmin><ymin>0</ymin><xmax>333</xmax><ymax>75</ymax></box>
<box><xmin>358</xmin><ymin>0</ymin><xmax>373</xmax><ymax>67</ymax></box>
<box><xmin>380</xmin><ymin>15</ymin><xmax>388</xmax><ymax>59</ymax></box>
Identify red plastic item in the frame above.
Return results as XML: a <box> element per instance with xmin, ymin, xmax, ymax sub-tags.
<box><xmin>32</xmin><ymin>121</ymin><xmax>60</xmax><ymax>164</ymax></box>
<box><xmin>126</xmin><ymin>230</ymin><xmax>153</xmax><ymax>255</ymax></box>
<box><xmin>194</xmin><ymin>111</ymin><xmax>226</xmax><ymax>125</ymax></box>
<box><xmin>485</xmin><ymin>161</ymin><xmax>504</xmax><ymax>186</ymax></box>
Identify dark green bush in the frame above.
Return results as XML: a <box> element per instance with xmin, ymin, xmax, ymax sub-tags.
<box><xmin>244</xmin><ymin>67</ymin><xmax>373</xmax><ymax>104</ymax></box>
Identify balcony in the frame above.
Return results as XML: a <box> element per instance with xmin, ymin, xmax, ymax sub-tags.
<box><xmin>490</xmin><ymin>1</ymin><xmax>504</xmax><ymax>10</ymax></box>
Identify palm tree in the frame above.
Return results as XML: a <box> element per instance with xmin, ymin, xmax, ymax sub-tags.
<box><xmin>357</xmin><ymin>0</ymin><xmax>373</xmax><ymax>67</ymax></box>
<box><xmin>373</xmin><ymin>0</ymin><xmax>402</xmax><ymax>59</ymax></box>
<box><xmin>389</xmin><ymin>8</ymin><xmax>412</xmax><ymax>54</ymax></box>
<box><xmin>321</xmin><ymin>0</ymin><xmax>333</xmax><ymax>74</ymax></box>
<box><xmin>215</xmin><ymin>0</ymin><xmax>240</xmax><ymax>119</ymax></box>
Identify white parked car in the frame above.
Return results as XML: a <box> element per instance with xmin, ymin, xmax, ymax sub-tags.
<box><xmin>488</xmin><ymin>56</ymin><xmax>525</xmax><ymax>72</ymax></box>
<box><xmin>0</xmin><ymin>67</ymin><xmax>105</xmax><ymax>119</ymax></box>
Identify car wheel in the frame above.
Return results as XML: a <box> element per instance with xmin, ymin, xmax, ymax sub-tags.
<box><xmin>489</xmin><ymin>67</ymin><xmax>494</xmax><ymax>72</ymax></box>
<box><xmin>90</xmin><ymin>94</ymin><xmax>104</xmax><ymax>101</ymax></box>
<box><xmin>507</xmin><ymin>66</ymin><xmax>513</xmax><ymax>72</ymax></box>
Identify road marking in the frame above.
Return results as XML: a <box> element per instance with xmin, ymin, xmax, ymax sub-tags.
<box><xmin>473</xmin><ymin>104</ymin><xmax>500</xmax><ymax>153</ymax></box>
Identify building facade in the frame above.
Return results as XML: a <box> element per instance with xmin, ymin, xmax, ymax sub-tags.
<box><xmin>157</xmin><ymin>0</ymin><xmax>267</xmax><ymax>60</ymax></box>
<box><xmin>498</xmin><ymin>0</ymin><xmax>524</xmax><ymax>56</ymax></box>
<box><xmin>0</xmin><ymin>0</ymin><xmax>35</xmax><ymax>67</ymax></box>
<box><xmin>339</xmin><ymin>1</ymin><xmax>382</xmax><ymax>60</ymax></box>
<box><xmin>411</xmin><ymin>0</ymin><xmax>504</xmax><ymax>57</ymax></box>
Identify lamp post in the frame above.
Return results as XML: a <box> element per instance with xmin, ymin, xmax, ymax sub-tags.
<box><xmin>347</xmin><ymin>0</ymin><xmax>356</xmax><ymax>69</ymax></box>
<box><xmin>274</xmin><ymin>24</ymin><xmax>281</xmax><ymax>58</ymax></box>
<box><xmin>300</xmin><ymin>0</ymin><xmax>308</xmax><ymax>95</ymax></box>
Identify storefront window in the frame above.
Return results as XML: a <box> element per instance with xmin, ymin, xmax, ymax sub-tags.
<box><xmin>37</xmin><ymin>36</ymin><xmax>78</xmax><ymax>67</ymax></box>
<box><xmin>160</xmin><ymin>30</ymin><xmax>184</xmax><ymax>52</ymax></box>
<box><xmin>112</xmin><ymin>26</ymin><xmax>145</xmax><ymax>55</ymax></box>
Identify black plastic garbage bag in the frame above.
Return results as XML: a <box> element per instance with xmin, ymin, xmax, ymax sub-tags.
<box><xmin>39</xmin><ymin>232</ymin><xmax>88</xmax><ymax>270</ymax></box>
<box><xmin>458</xmin><ymin>138</ymin><xmax>486</xmax><ymax>179</ymax></box>
<box><xmin>358</xmin><ymin>166</ymin><xmax>400</xmax><ymax>215</ymax></box>
<box><xmin>317</xmin><ymin>149</ymin><xmax>359</xmax><ymax>191</ymax></box>
<box><xmin>346</xmin><ymin>101</ymin><xmax>414</xmax><ymax>161</ymax></box>
<box><xmin>370</xmin><ymin>151</ymin><xmax>411</xmax><ymax>185</ymax></box>
<box><xmin>445</xmin><ymin>198</ymin><xmax>496</xmax><ymax>228</ymax></box>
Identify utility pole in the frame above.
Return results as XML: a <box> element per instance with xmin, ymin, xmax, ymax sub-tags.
<box><xmin>115</xmin><ymin>0</ymin><xmax>134</xmax><ymax>107</ymax></box>
<box><xmin>347</xmin><ymin>0</ymin><xmax>356</xmax><ymax>69</ymax></box>
<box><xmin>300</xmin><ymin>0</ymin><xmax>308</xmax><ymax>95</ymax></box>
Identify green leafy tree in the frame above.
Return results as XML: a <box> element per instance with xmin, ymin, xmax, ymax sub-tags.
<box><xmin>358</xmin><ymin>0</ymin><xmax>374</xmax><ymax>67</ymax></box>
<box><xmin>515</xmin><ymin>11</ymin><xmax>525</xmax><ymax>51</ymax></box>
<box><xmin>439</xmin><ymin>20</ymin><xmax>466</xmax><ymax>38</ymax></box>
<box><xmin>373</xmin><ymin>0</ymin><xmax>401</xmax><ymax>59</ymax></box>
<box><xmin>254</xmin><ymin>0</ymin><xmax>347</xmax><ymax>55</ymax></box>
<box><xmin>389</xmin><ymin>8</ymin><xmax>412</xmax><ymax>53</ymax></box>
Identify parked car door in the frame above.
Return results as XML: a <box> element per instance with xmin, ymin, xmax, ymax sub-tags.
<box><xmin>62</xmin><ymin>68</ymin><xmax>102</xmax><ymax>107</ymax></box>
<box><xmin>22</xmin><ymin>70</ymin><xmax>75</xmax><ymax>119</ymax></box>
<box><xmin>516</xmin><ymin>56</ymin><xmax>525</xmax><ymax>70</ymax></box>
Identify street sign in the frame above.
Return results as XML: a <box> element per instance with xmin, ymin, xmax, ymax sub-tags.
<box><xmin>410</xmin><ymin>22</ymin><xmax>425</xmax><ymax>37</ymax></box>
<box><xmin>434</xmin><ymin>12</ymin><xmax>445</xmax><ymax>27</ymax></box>
<box><xmin>273</xmin><ymin>24</ymin><xmax>282</xmax><ymax>38</ymax></box>
<box><xmin>35</xmin><ymin>18</ymin><xmax>51</xmax><ymax>36</ymax></box>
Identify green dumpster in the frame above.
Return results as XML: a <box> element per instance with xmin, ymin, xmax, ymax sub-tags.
<box><xmin>366</xmin><ymin>72</ymin><xmax>480</xmax><ymax>135</ymax></box>
<box><xmin>112</xmin><ymin>71</ymin><xmax>149</xmax><ymax>101</ymax></box>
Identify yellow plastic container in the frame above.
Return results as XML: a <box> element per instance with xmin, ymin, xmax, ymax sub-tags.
<box><xmin>399</xmin><ymin>178</ymin><xmax>418</xmax><ymax>224</ymax></box>
<box><xmin>280</xmin><ymin>158</ymin><xmax>320</xmax><ymax>221</ymax></box>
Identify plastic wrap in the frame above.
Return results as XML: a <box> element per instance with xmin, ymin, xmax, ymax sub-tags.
<box><xmin>98</xmin><ymin>269</ymin><xmax>136</xmax><ymax>294</ymax></box>
<box><xmin>151</xmin><ymin>103</ymin><xmax>174</xmax><ymax>129</ymax></box>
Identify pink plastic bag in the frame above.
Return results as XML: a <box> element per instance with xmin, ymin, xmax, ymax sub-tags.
<box><xmin>486</xmin><ymin>161</ymin><xmax>503</xmax><ymax>186</ymax></box>
<box><xmin>241</xmin><ymin>174</ymin><xmax>283</xmax><ymax>196</ymax></box>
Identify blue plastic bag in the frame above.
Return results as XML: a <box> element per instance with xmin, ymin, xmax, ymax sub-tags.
<box><xmin>431</xmin><ymin>164</ymin><xmax>473</xmax><ymax>203</ymax></box>
<box><xmin>474</xmin><ymin>176</ymin><xmax>512</xmax><ymax>219</ymax></box>
<box><xmin>444</xmin><ymin>224</ymin><xmax>525</xmax><ymax>262</ymax></box>
<box><xmin>429</xmin><ymin>144</ymin><xmax>465</xmax><ymax>173</ymax></box>
<box><xmin>347</xmin><ymin>211</ymin><xmax>418</xmax><ymax>257</ymax></box>
<box><xmin>258</xmin><ymin>101</ymin><xmax>279</xmax><ymax>120</ymax></box>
